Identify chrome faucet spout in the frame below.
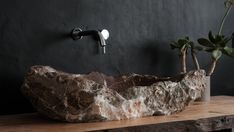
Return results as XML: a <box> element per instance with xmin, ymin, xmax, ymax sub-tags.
<box><xmin>97</xmin><ymin>31</ymin><xmax>107</xmax><ymax>54</ymax></box>
<box><xmin>71</xmin><ymin>28</ymin><xmax>109</xmax><ymax>54</ymax></box>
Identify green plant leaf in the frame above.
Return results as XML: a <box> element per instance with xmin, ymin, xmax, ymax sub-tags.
<box><xmin>225</xmin><ymin>0</ymin><xmax>234</xmax><ymax>8</ymax></box>
<box><xmin>185</xmin><ymin>36</ymin><xmax>189</xmax><ymax>40</ymax></box>
<box><xmin>223</xmin><ymin>46</ymin><xmax>234</xmax><ymax>57</ymax></box>
<box><xmin>217</xmin><ymin>35</ymin><xmax>233</xmax><ymax>47</ymax></box>
<box><xmin>197</xmin><ymin>38</ymin><xmax>214</xmax><ymax>47</ymax></box>
<box><xmin>180</xmin><ymin>44</ymin><xmax>187</xmax><ymax>52</ymax></box>
<box><xmin>214</xmin><ymin>35</ymin><xmax>225</xmax><ymax>44</ymax></box>
<box><xmin>208</xmin><ymin>31</ymin><xmax>216</xmax><ymax>43</ymax></box>
<box><xmin>212</xmin><ymin>49</ymin><xmax>222</xmax><ymax>60</ymax></box>
<box><xmin>224</xmin><ymin>46</ymin><xmax>233</xmax><ymax>54</ymax></box>
<box><xmin>178</xmin><ymin>39</ymin><xmax>188</xmax><ymax>46</ymax></box>
<box><xmin>218</xmin><ymin>38</ymin><xmax>229</xmax><ymax>47</ymax></box>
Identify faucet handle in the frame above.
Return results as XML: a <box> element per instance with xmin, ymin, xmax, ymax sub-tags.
<box><xmin>97</xmin><ymin>31</ymin><xmax>108</xmax><ymax>54</ymax></box>
<box><xmin>100</xmin><ymin>29</ymin><xmax>109</xmax><ymax>40</ymax></box>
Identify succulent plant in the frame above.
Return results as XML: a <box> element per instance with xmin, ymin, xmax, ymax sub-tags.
<box><xmin>196</xmin><ymin>0</ymin><xmax>234</xmax><ymax>76</ymax></box>
<box><xmin>170</xmin><ymin>0</ymin><xmax>234</xmax><ymax>76</ymax></box>
<box><xmin>170</xmin><ymin>37</ymin><xmax>189</xmax><ymax>74</ymax></box>
<box><xmin>197</xmin><ymin>32</ymin><xmax>234</xmax><ymax>76</ymax></box>
<box><xmin>170</xmin><ymin>37</ymin><xmax>202</xmax><ymax>73</ymax></box>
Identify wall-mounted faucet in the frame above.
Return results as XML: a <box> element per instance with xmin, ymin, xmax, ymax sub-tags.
<box><xmin>71</xmin><ymin>28</ymin><xmax>109</xmax><ymax>54</ymax></box>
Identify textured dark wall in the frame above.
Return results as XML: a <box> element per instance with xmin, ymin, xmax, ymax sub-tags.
<box><xmin>0</xmin><ymin>0</ymin><xmax>234</xmax><ymax>115</ymax></box>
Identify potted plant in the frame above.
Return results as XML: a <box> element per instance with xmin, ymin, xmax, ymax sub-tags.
<box><xmin>170</xmin><ymin>0</ymin><xmax>234</xmax><ymax>101</ymax></box>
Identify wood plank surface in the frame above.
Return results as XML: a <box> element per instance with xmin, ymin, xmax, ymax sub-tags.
<box><xmin>0</xmin><ymin>96</ymin><xmax>234</xmax><ymax>132</ymax></box>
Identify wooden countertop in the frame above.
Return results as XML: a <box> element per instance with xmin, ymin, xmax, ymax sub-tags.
<box><xmin>0</xmin><ymin>96</ymin><xmax>234</xmax><ymax>132</ymax></box>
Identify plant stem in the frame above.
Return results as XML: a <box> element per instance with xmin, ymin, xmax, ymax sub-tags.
<box><xmin>191</xmin><ymin>51</ymin><xmax>200</xmax><ymax>70</ymax></box>
<box><xmin>218</xmin><ymin>4</ymin><xmax>233</xmax><ymax>35</ymax></box>
<box><xmin>207</xmin><ymin>59</ymin><xmax>218</xmax><ymax>76</ymax></box>
<box><xmin>180</xmin><ymin>49</ymin><xmax>187</xmax><ymax>74</ymax></box>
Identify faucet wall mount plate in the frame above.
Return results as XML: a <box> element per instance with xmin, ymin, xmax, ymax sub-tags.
<box><xmin>71</xmin><ymin>28</ymin><xmax>83</xmax><ymax>40</ymax></box>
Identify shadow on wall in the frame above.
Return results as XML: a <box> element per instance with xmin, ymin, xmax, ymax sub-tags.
<box><xmin>0</xmin><ymin>76</ymin><xmax>35</xmax><ymax>114</ymax></box>
<box><xmin>40</xmin><ymin>29</ymin><xmax>71</xmax><ymax>45</ymax></box>
<box><xmin>18</xmin><ymin>27</ymin><xmax>73</xmax><ymax>69</ymax></box>
<box><xmin>25</xmin><ymin>27</ymin><xmax>71</xmax><ymax>52</ymax></box>
<box><xmin>141</xmin><ymin>40</ymin><xmax>179</xmax><ymax>76</ymax></box>
<box><xmin>0</xmin><ymin>29</ymin><xmax>72</xmax><ymax>115</ymax></box>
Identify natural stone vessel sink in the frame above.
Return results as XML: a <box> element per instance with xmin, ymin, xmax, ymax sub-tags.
<box><xmin>21</xmin><ymin>66</ymin><xmax>206</xmax><ymax>122</ymax></box>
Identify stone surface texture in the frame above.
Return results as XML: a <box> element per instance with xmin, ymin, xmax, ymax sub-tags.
<box><xmin>21</xmin><ymin>66</ymin><xmax>207</xmax><ymax>122</ymax></box>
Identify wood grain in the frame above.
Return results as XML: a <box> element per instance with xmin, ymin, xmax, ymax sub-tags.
<box><xmin>0</xmin><ymin>96</ymin><xmax>234</xmax><ymax>132</ymax></box>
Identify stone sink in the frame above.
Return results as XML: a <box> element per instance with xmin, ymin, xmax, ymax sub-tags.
<box><xmin>21</xmin><ymin>66</ymin><xmax>206</xmax><ymax>122</ymax></box>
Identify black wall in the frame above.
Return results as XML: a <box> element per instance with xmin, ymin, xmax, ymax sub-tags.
<box><xmin>0</xmin><ymin>0</ymin><xmax>234</xmax><ymax>115</ymax></box>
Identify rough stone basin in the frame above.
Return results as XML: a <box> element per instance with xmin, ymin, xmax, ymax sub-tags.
<box><xmin>21</xmin><ymin>66</ymin><xmax>206</xmax><ymax>122</ymax></box>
